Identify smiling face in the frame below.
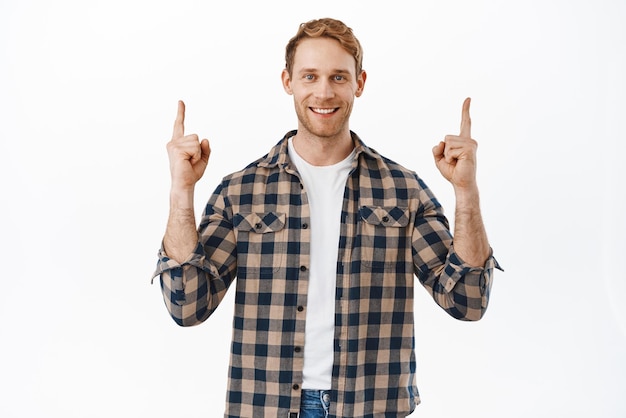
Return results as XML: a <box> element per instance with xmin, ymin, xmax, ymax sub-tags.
<box><xmin>282</xmin><ymin>37</ymin><xmax>366</xmax><ymax>143</ymax></box>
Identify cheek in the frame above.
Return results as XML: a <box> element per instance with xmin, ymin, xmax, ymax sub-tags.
<box><xmin>344</xmin><ymin>83</ymin><xmax>361</xmax><ymax>98</ymax></box>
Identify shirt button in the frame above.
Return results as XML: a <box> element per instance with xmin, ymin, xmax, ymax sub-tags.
<box><xmin>255</xmin><ymin>223</ymin><xmax>262</xmax><ymax>229</ymax></box>
<box><xmin>302</xmin><ymin>223</ymin><xmax>308</xmax><ymax>229</ymax></box>
<box><xmin>294</xmin><ymin>346</ymin><xmax>301</xmax><ymax>353</ymax></box>
<box><xmin>300</xmin><ymin>266</ymin><xmax>307</xmax><ymax>272</ymax></box>
<box><xmin>297</xmin><ymin>305</ymin><xmax>304</xmax><ymax>312</ymax></box>
<box><xmin>382</xmin><ymin>216</ymin><xmax>389</xmax><ymax>223</ymax></box>
<box><xmin>292</xmin><ymin>384</ymin><xmax>300</xmax><ymax>390</ymax></box>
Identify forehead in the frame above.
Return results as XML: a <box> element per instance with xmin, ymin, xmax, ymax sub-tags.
<box><xmin>293</xmin><ymin>37</ymin><xmax>357</xmax><ymax>74</ymax></box>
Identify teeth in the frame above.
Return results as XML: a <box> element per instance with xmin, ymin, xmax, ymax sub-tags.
<box><xmin>312</xmin><ymin>108</ymin><xmax>335</xmax><ymax>114</ymax></box>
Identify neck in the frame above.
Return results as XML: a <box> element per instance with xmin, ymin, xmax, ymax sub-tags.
<box><xmin>292</xmin><ymin>131</ymin><xmax>354</xmax><ymax>166</ymax></box>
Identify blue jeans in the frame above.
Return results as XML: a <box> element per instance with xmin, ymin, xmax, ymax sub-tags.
<box><xmin>299</xmin><ymin>389</ymin><xmax>331</xmax><ymax>418</ymax></box>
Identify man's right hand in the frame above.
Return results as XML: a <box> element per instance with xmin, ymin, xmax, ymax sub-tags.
<box><xmin>166</xmin><ymin>100</ymin><xmax>211</xmax><ymax>191</ymax></box>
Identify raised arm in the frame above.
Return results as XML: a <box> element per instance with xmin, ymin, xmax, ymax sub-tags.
<box><xmin>163</xmin><ymin>100</ymin><xmax>211</xmax><ymax>263</ymax></box>
<box><xmin>432</xmin><ymin>98</ymin><xmax>490</xmax><ymax>267</ymax></box>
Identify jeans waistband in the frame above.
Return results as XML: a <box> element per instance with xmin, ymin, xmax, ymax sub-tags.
<box><xmin>300</xmin><ymin>389</ymin><xmax>331</xmax><ymax>411</ymax></box>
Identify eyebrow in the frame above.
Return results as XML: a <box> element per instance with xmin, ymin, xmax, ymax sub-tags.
<box><xmin>297</xmin><ymin>68</ymin><xmax>352</xmax><ymax>75</ymax></box>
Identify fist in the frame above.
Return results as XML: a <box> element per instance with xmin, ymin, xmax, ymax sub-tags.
<box><xmin>166</xmin><ymin>100</ymin><xmax>211</xmax><ymax>190</ymax></box>
<box><xmin>432</xmin><ymin>97</ymin><xmax>478</xmax><ymax>190</ymax></box>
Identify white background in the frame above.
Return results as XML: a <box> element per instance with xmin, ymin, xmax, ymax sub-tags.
<box><xmin>1</xmin><ymin>0</ymin><xmax>625</xmax><ymax>417</ymax></box>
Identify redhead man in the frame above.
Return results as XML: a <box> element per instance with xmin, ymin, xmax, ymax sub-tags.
<box><xmin>154</xmin><ymin>17</ymin><xmax>501</xmax><ymax>418</ymax></box>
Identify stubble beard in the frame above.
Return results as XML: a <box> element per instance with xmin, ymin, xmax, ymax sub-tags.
<box><xmin>294</xmin><ymin>101</ymin><xmax>352</xmax><ymax>140</ymax></box>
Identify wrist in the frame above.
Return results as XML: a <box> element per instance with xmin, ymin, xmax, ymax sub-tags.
<box><xmin>170</xmin><ymin>185</ymin><xmax>195</xmax><ymax>210</ymax></box>
<box><xmin>454</xmin><ymin>183</ymin><xmax>479</xmax><ymax>203</ymax></box>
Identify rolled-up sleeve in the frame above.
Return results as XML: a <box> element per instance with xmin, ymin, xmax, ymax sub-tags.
<box><xmin>151</xmin><ymin>183</ymin><xmax>238</xmax><ymax>326</ymax></box>
<box><xmin>413</xmin><ymin>184</ymin><xmax>502</xmax><ymax>321</ymax></box>
<box><xmin>433</xmin><ymin>247</ymin><xmax>502</xmax><ymax>321</ymax></box>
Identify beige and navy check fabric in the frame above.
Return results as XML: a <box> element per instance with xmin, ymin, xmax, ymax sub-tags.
<box><xmin>153</xmin><ymin>131</ymin><xmax>501</xmax><ymax>418</ymax></box>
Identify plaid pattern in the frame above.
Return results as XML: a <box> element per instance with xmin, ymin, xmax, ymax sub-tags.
<box><xmin>153</xmin><ymin>131</ymin><xmax>500</xmax><ymax>418</ymax></box>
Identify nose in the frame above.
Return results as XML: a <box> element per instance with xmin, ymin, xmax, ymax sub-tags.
<box><xmin>314</xmin><ymin>78</ymin><xmax>335</xmax><ymax>100</ymax></box>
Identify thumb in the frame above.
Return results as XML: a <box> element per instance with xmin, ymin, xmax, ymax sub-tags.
<box><xmin>200</xmin><ymin>139</ymin><xmax>211</xmax><ymax>163</ymax></box>
<box><xmin>432</xmin><ymin>141</ymin><xmax>444</xmax><ymax>161</ymax></box>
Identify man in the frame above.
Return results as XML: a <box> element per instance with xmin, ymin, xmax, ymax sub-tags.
<box><xmin>153</xmin><ymin>17</ymin><xmax>501</xmax><ymax>418</ymax></box>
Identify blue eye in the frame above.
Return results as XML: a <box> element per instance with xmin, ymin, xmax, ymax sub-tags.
<box><xmin>304</xmin><ymin>74</ymin><xmax>314</xmax><ymax>80</ymax></box>
<box><xmin>334</xmin><ymin>75</ymin><xmax>344</xmax><ymax>81</ymax></box>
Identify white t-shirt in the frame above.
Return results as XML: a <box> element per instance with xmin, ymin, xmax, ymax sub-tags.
<box><xmin>288</xmin><ymin>137</ymin><xmax>355</xmax><ymax>390</ymax></box>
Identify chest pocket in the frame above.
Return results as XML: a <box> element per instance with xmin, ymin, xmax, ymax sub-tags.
<box><xmin>233</xmin><ymin>212</ymin><xmax>286</xmax><ymax>278</ymax></box>
<box><xmin>359</xmin><ymin>206</ymin><xmax>411</xmax><ymax>272</ymax></box>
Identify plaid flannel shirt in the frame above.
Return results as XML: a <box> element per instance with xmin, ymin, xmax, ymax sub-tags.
<box><xmin>153</xmin><ymin>131</ymin><xmax>500</xmax><ymax>418</ymax></box>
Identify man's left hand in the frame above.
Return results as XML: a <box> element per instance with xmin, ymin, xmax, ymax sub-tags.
<box><xmin>432</xmin><ymin>97</ymin><xmax>478</xmax><ymax>190</ymax></box>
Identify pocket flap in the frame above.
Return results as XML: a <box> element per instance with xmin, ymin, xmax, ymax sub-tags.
<box><xmin>233</xmin><ymin>212</ymin><xmax>286</xmax><ymax>233</ymax></box>
<box><xmin>359</xmin><ymin>206</ymin><xmax>409</xmax><ymax>227</ymax></box>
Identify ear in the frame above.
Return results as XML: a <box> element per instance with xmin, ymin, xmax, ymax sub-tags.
<box><xmin>355</xmin><ymin>70</ymin><xmax>367</xmax><ymax>97</ymax></box>
<box><xmin>281</xmin><ymin>69</ymin><xmax>293</xmax><ymax>95</ymax></box>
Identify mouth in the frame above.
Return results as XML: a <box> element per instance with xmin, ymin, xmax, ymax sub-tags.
<box><xmin>310</xmin><ymin>107</ymin><xmax>339</xmax><ymax>115</ymax></box>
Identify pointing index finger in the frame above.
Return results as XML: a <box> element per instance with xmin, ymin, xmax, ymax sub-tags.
<box><xmin>460</xmin><ymin>97</ymin><xmax>471</xmax><ymax>137</ymax></box>
<box><xmin>172</xmin><ymin>100</ymin><xmax>185</xmax><ymax>140</ymax></box>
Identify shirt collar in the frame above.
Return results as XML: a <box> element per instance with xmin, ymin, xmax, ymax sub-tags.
<box><xmin>257</xmin><ymin>130</ymin><xmax>381</xmax><ymax>169</ymax></box>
